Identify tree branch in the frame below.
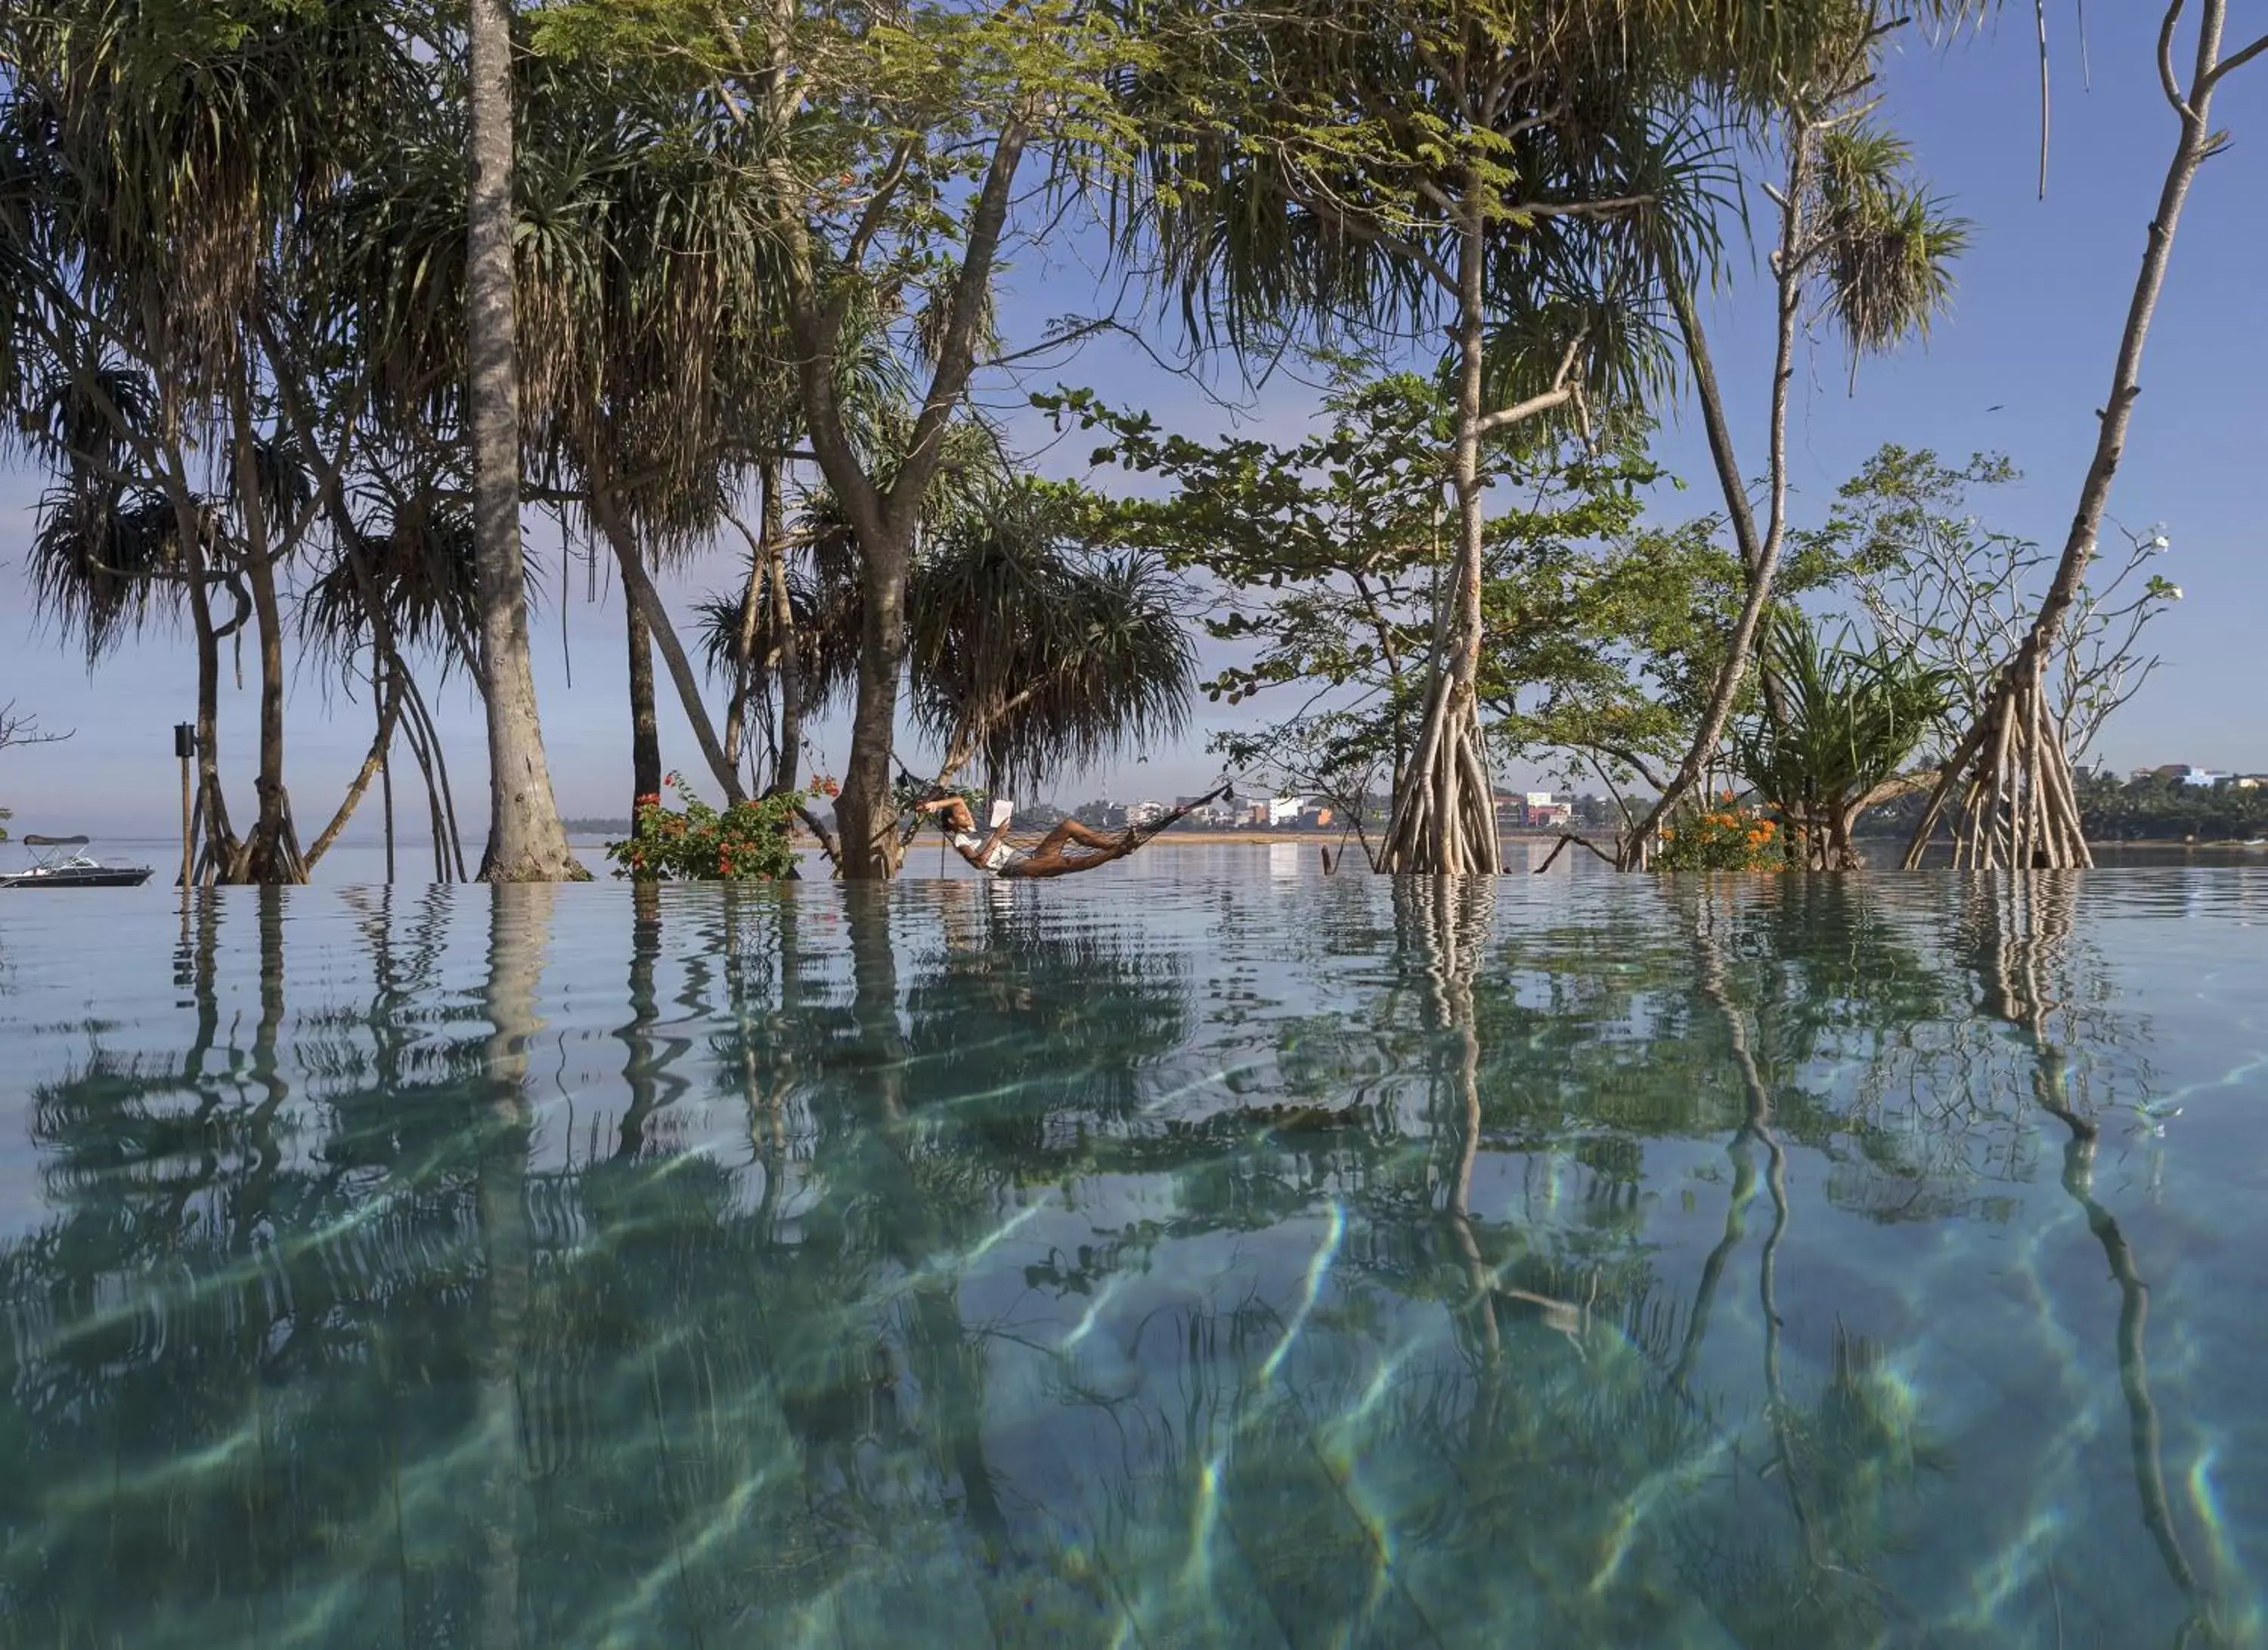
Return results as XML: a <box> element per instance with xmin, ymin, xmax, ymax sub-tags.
<box><xmin>885</xmin><ymin>121</ymin><xmax>1030</xmax><ymax>526</ymax></box>
<box><xmin>0</xmin><ymin>703</ymin><xmax>73</xmax><ymax>752</ymax></box>
<box><xmin>2204</xmin><ymin>29</ymin><xmax>2268</xmax><ymax>91</ymax></box>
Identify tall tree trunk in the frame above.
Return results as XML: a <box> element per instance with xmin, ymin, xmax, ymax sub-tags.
<box><xmin>381</xmin><ymin>699</ymin><xmax>396</xmax><ymax>884</ymax></box>
<box><xmin>1906</xmin><ymin>0</ymin><xmax>2251</xmax><ymax>870</ymax></box>
<box><xmin>1378</xmin><ymin>202</ymin><xmax>1498</xmax><ymax>876</ymax></box>
<box><xmin>237</xmin><ymin>550</ymin><xmax>306</xmax><ymax>884</ymax></box>
<box><xmin>764</xmin><ymin>470</ymin><xmax>804</xmax><ymax>799</ymax></box>
<box><xmin>627</xmin><ymin>594</ymin><xmax>662</xmax><ymax>817</ymax></box>
<box><xmin>219</xmin><ymin>382</ymin><xmax>299</xmax><ymax>884</ymax></box>
<box><xmin>721</xmin><ymin>463</ymin><xmax>775</xmax><ymax>779</ymax></box>
<box><xmin>468</xmin><ymin>0</ymin><xmax>582</xmax><ymax>883</ymax></box>
<box><xmin>181</xmin><ymin>520</ymin><xmax>237</xmax><ymax>882</ymax></box>
<box><xmin>722</xmin><ymin>554</ymin><xmax>760</xmax><ymax>775</ymax></box>
<box><xmin>592</xmin><ymin>486</ymin><xmax>747</xmax><ymax>805</ymax></box>
<box><xmin>835</xmin><ymin>525</ymin><xmax>911</xmax><ymax>879</ymax></box>
<box><xmin>1619</xmin><ymin>125</ymin><xmax>1811</xmax><ymax>870</ymax></box>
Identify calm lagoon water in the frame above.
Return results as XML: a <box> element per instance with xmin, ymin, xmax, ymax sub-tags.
<box><xmin>2</xmin><ymin>868</ymin><xmax>2266</xmax><ymax>1646</ymax></box>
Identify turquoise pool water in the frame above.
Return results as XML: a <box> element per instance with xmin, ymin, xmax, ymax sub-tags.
<box><xmin>2</xmin><ymin>871</ymin><xmax>2265</xmax><ymax>1647</ymax></box>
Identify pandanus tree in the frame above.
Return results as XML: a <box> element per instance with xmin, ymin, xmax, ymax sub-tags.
<box><xmin>464</xmin><ymin>0</ymin><xmax>584</xmax><ymax>880</ymax></box>
<box><xmin>535</xmin><ymin>0</ymin><xmax>1161</xmax><ymax>879</ymax></box>
<box><xmin>695</xmin><ymin>516</ymin><xmax>861</xmax><ymax>802</ymax></box>
<box><xmin>1620</xmin><ymin>16</ymin><xmax>1969</xmax><ymax>865</ymax></box>
<box><xmin>907</xmin><ymin>480</ymin><xmax>1197</xmax><ymax>799</ymax></box>
<box><xmin>333</xmin><ymin>44</ymin><xmax>915</xmax><ymax>833</ymax></box>
<box><xmin>1127</xmin><ymin>0</ymin><xmax>1975</xmax><ymax>875</ymax></box>
<box><xmin>705</xmin><ymin>306</ymin><xmax>912</xmax><ymax>802</ymax></box>
<box><xmin>1733</xmin><ymin>609</ymin><xmax>1955</xmax><ymax>870</ymax></box>
<box><xmin>3</xmin><ymin>0</ymin><xmax>424</xmax><ymax>882</ymax></box>
<box><xmin>507</xmin><ymin>66</ymin><xmax>785</xmax><ymax>822</ymax></box>
<box><xmin>297</xmin><ymin>475</ymin><xmax>493</xmax><ymax>880</ymax></box>
<box><xmin>1127</xmin><ymin>0</ymin><xmax>1691</xmax><ymax>873</ymax></box>
<box><xmin>292</xmin><ymin>0</ymin><xmax>582</xmax><ymax>880</ymax></box>
<box><xmin>700</xmin><ymin>476</ymin><xmax>1196</xmax><ymax>814</ymax></box>
<box><xmin>1904</xmin><ymin>0</ymin><xmax>2268</xmax><ymax>870</ymax></box>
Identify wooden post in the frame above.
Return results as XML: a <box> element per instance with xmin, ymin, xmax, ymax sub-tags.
<box><xmin>174</xmin><ymin>723</ymin><xmax>197</xmax><ymax>889</ymax></box>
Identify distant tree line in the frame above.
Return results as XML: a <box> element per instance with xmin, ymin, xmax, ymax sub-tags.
<box><xmin>1863</xmin><ymin>771</ymin><xmax>2268</xmax><ymax>845</ymax></box>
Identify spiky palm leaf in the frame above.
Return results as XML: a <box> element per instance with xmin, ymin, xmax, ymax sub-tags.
<box><xmin>20</xmin><ymin>364</ymin><xmax>186</xmax><ymax>661</ymax></box>
<box><xmin>691</xmin><ymin>550</ymin><xmax>860</xmax><ymax>721</ymax></box>
<box><xmin>1734</xmin><ymin>606</ymin><xmax>1956</xmax><ymax>837</ymax></box>
<box><xmin>11</xmin><ymin>0</ymin><xmax>420</xmax><ymax>404</ymax></box>
<box><xmin>1813</xmin><ymin>123</ymin><xmax>1969</xmax><ymax>365</ymax></box>
<box><xmin>908</xmin><ymin>481</ymin><xmax>1196</xmax><ymax>795</ymax></box>
<box><xmin>310</xmin><ymin>56</ymin><xmax>794</xmax><ymax>549</ymax></box>
<box><xmin>299</xmin><ymin>480</ymin><xmax>499</xmax><ymax>680</ymax></box>
<box><xmin>27</xmin><ymin>484</ymin><xmax>184</xmax><ymax>664</ymax></box>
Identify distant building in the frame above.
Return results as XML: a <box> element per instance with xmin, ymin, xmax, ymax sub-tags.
<box><xmin>1178</xmin><ymin>794</ymin><xmax>1243</xmax><ymax>827</ymax></box>
<box><xmin>1495</xmin><ymin>789</ymin><xmax>1569</xmax><ymax>830</ymax></box>
<box><xmin>2149</xmin><ymin>764</ymin><xmax>2228</xmax><ymax>787</ymax></box>
<box><xmin>1263</xmin><ymin>796</ymin><xmax>1308</xmax><ymax>827</ymax></box>
<box><xmin>1126</xmin><ymin>800</ymin><xmax>1169</xmax><ymax>828</ymax></box>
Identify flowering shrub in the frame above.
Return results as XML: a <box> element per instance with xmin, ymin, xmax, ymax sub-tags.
<box><xmin>604</xmin><ymin>773</ymin><xmax>803</xmax><ymax>881</ymax></box>
<box><xmin>1654</xmin><ymin>796</ymin><xmax>1782</xmax><ymax>872</ymax></box>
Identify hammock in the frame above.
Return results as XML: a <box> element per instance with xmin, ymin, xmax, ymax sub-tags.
<box><xmin>947</xmin><ymin>785</ymin><xmax>1232</xmax><ymax>878</ymax></box>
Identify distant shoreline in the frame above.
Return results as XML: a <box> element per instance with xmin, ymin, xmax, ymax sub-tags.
<box><xmin>798</xmin><ymin>827</ymin><xmax>1618</xmax><ymax>849</ymax></box>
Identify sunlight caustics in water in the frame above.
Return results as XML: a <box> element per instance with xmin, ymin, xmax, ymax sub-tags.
<box><xmin>2</xmin><ymin>869</ymin><xmax>2267</xmax><ymax>1647</ymax></box>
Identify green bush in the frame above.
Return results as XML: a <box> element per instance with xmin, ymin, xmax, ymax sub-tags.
<box><xmin>604</xmin><ymin>774</ymin><xmax>803</xmax><ymax>881</ymax></box>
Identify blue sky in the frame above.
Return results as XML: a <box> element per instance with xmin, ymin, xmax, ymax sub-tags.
<box><xmin>2</xmin><ymin>5</ymin><xmax>2263</xmax><ymax>839</ymax></box>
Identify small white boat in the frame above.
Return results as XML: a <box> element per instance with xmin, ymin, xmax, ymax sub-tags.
<box><xmin>0</xmin><ymin>835</ymin><xmax>155</xmax><ymax>890</ymax></box>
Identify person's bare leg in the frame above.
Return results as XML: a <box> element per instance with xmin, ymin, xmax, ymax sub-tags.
<box><xmin>1039</xmin><ymin>819</ymin><xmax>1123</xmax><ymax>854</ymax></box>
<box><xmin>1002</xmin><ymin>825</ymin><xmax>1132</xmax><ymax>879</ymax></box>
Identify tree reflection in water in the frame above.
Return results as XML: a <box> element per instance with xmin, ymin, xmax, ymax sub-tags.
<box><xmin>1962</xmin><ymin>874</ymin><xmax>2226</xmax><ymax>1648</ymax></box>
<box><xmin>0</xmin><ymin>876</ymin><xmax>2251</xmax><ymax>1645</ymax></box>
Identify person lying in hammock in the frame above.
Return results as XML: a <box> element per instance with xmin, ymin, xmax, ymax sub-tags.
<box><xmin>916</xmin><ymin>789</ymin><xmax>1227</xmax><ymax>879</ymax></box>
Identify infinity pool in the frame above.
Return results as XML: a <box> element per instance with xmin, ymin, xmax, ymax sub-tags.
<box><xmin>2</xmin><ymin>871</ymin><xmax>2264</xmax><ymax>1646</ymax></box>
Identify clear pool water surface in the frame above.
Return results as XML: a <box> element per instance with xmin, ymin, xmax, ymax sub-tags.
<box><xmin>2</xmin><ymin>869</ymin><xmax>2264</xmax><ymax>1647</ymax></box>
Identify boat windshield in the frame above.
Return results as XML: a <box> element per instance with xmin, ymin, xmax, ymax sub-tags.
<box><xmin>20</xmin><ymin>836</ymin><xmax>100</xmax><ymax>871</ymax></box>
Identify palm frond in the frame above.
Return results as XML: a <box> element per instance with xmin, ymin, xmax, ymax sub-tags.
<box><xmin>27</xmin><ymin>484</ymin><xmax>184</xmax><ymax>664</ymax></box>
<box><xmin>908</xmin><ymin>480</ymin><xmax>1196</xmax><ymax>793</ymax></box>
<box><xmin>1814</xmin><ymin>122</ymin><xmax>1971</xmax><ymax>364</ymax></box>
